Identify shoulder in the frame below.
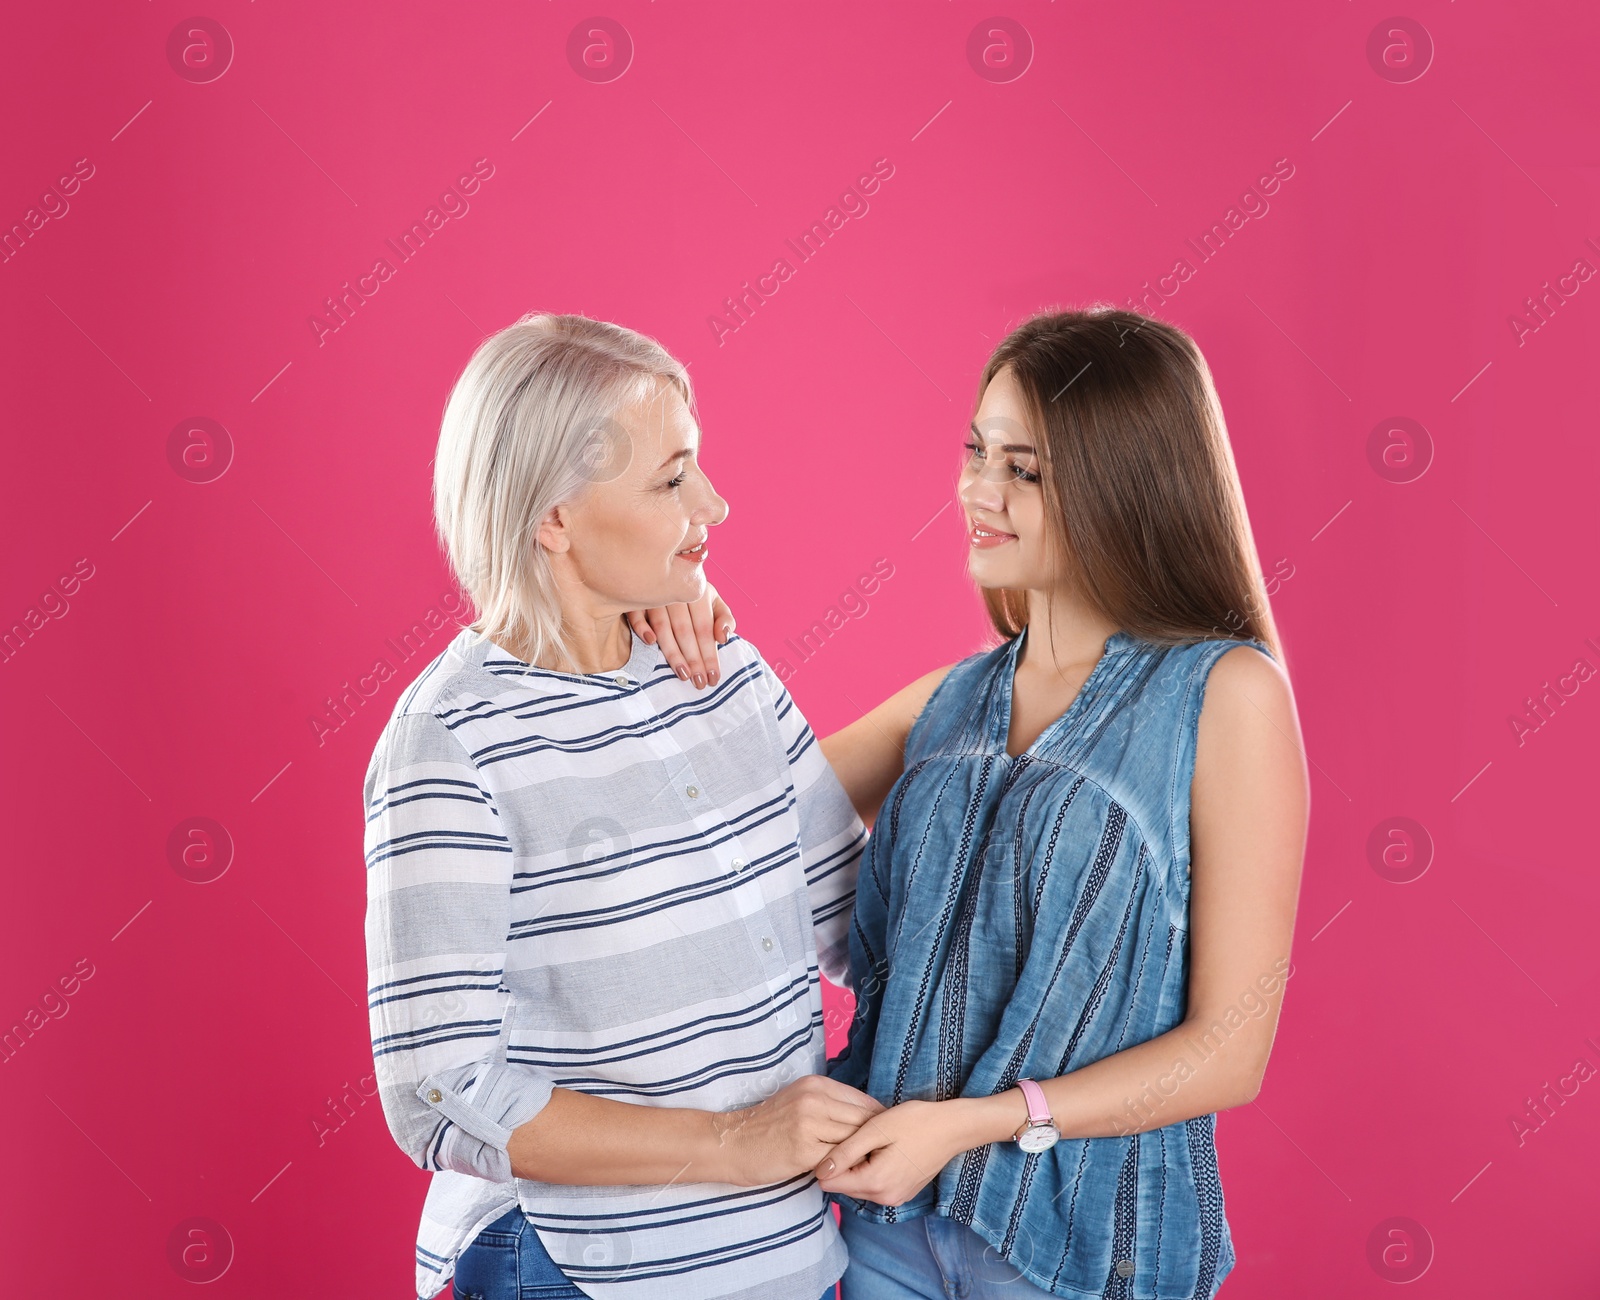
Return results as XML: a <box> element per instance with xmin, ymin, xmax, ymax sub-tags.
<box><xmin>927</xmin><ymin>635</ymin><xmax>1016</xmax><ymax>702</ymax></box>
<box><xmin>709</xmin><ymin>635</ymin><xmax>816</xmax><ymax>745</ymax></box>
<box><xmin>713</xmin><ymin>631</ymin><xmax>767</xmax><ymax>677</ymax></box>
<box><xmin>856</xmin><ymin>656</ymin><xmax>973</xmax><ymax>752</ymax></box>
<box><xmin>368</xmin><ymin>632</ymin><xmax>496</xmax><ymax>767</ymax></box>
<box><xmin>1191</xmin><ymin>640</ymin><xmax>1302</xmax><ymax>785</ymax></box>
<box><xmin>917</xmin><ymin>637</ymin><xmax>1021</xmax><ymax>715</ymax></box>
<box><xmin>715</xmin><ymin>634</ymin><xmax>790</xmax><ymax>707</ymax></box>
<box><xmin>895</xmin><ymin>640</ymin><xmax>1013</xmax><ymax>758</ymax></box>
<box><xmin>890</xmin><ymin>662</ymin><xmax>958</xmax><ymax>726</ymax></box>
<box><xmin>1197</xmin><ymin>640</ymin><xmax>1294</xmax><ymax>728</ymax></box>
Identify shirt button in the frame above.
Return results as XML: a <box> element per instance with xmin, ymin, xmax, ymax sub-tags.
<box><xmin>426</xmin><ymin>1089</ymin><xmax>442</xmax><ymax>1104</ymax></box>
<box><xmin>612</xmin><ymin>674</ymin><xmax>629</xmax><ymax>687</ymax></box>
<box><xmin>761</xmin><ymin>937</ymin><xmax>773</xmax><ymax>951</ymax></box>
<box><xmin>731</xmin><ymin>858</ymin><xmax>746</xmax><ymax>872</ymax></box>
<box><xmin>1115</xmin><ymin>1259</ymin><xmax>1135</xmax><ymax>1279</ymax></box>
<box><xmin>686</xmin><ymin>785</ymin><xmax>700</xmax><ymax>799</ymax></box>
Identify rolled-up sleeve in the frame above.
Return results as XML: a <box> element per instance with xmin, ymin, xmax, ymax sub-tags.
<box><xmin>362</xmin><ymin>709</ymin><xmax>556</xmax><ymax>1183</ymax></box>
<box><xmin>748</xmin><ymin>643</ymin><xmax>868</xmax><ymax>991</ymax></box>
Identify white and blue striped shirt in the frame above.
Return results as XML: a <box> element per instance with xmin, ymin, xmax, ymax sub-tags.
<box><xmin>362</xmin><ymin>624</ymin><xmax>865</xmax><ymax>1300</ymax></box>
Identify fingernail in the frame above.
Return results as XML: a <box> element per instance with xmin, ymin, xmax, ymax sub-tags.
<box><xmin>820</xmin><ymin>1159</ymin><xmax>835</xmax><ymax>1177</ymax></box>
<box><xmin>694</xmin><ymin>674</ymin><xmax>705</xmax><ymax>689</ymax></box>
<box><xmin>676</xmin><ymin>665</ymin><xmax>689</xmax><ymax>680</ymax></box>
<box><xmin>709</xmin><ymin>671</ymin><xmax>720</xmax><ymax>686</ymax></box>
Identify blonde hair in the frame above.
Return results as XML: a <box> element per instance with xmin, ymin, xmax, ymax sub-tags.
<box><xmin>433</xmin><ymin>311</ymin><xmax>693</xmax><ymax>667</ymax></box>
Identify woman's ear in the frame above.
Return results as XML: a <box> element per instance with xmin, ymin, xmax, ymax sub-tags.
<box><xmin>535</xmin><ymin>503</ymin><xmax>570</xmax><ymax>555</ymax></box>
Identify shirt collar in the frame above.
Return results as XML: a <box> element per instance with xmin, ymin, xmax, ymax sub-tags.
<box><xmin>1012</xmin><ymin>625</ymin><xmax>1139</xmax><ymax>663</ymax></box>
<box><xmin>471</xmin><ymin>624</ymin><xmax>663</xmax><ymax>691</ymax></box>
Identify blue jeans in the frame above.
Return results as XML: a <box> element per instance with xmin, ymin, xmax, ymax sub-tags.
<box><xmin>839</xmin><ymin>1212</ymin><xmax>1054</xmax><ymax>1299</ymax></box>
<box><xmin>452</xmin><ymin>1206</ymin><xmax>839</xmax><ymax>1299</ymax></box>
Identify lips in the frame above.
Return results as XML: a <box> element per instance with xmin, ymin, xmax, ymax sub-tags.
<box><xmin>675</xmin><ymin>538</ymin><xmax>708</xmax><ymax>563</ymax></box>
<box><xmin>969</xmin><ymin>519</ymin><xmax>1017</xmax><ymax>548</ymax></box>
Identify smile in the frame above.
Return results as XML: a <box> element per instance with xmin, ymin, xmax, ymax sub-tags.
<box><xmin>969</xmin><ymin>522</ymin><xmax>1017</xmax><ymax>549</ymax></box>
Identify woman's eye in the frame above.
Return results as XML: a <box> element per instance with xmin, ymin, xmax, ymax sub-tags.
<box><xmin>666</xmin><ymin>473</ymin><xmax>686</xmax><ymax>488</ymax></box>
<box><xmin>963</xmin><ymin>439</ymin><xmax>1039</xmax><ymax>483</ymax></box>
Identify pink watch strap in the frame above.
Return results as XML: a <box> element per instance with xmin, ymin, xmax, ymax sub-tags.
<box><xmin>1017</xmin><ymin>1078</ymin><xmax>1051</xmax><ymax>1125</ymax></box>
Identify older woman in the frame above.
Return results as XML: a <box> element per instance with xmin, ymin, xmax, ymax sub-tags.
<box><xmin>362</xmin><ymin>312</ymin><xmax>879</xmax><ymax>1300</ymax></box>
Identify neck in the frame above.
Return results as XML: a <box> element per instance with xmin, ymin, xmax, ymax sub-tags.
<box><xmin>512</xmin><ymin>567</ymin><xmax>635</xmax><ymax>674</ymax></box>
<box><xmin>1019</xmin><ymin>587</ymin><xmax>1121</xmax><ymax>674</ymax></box>
<box><xmin>539</xmin><ymin>610</ymin><xmax>633</xmax><ymax>675</ymax></box>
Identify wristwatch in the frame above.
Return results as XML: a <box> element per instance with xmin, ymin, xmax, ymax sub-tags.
<box><xmin>1012</xmin><ymin>1078</ymin><xmax>1060</xmax><ymax>1153</ymax></box>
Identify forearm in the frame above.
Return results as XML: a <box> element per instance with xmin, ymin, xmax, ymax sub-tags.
<box><xmin>941</xmin><ymin>1017</ymin><xmax>1269</xmax><ymax>1152</ymax></box>
<box><xmin>507</xmin><ymin>1087</ymin><xmax>732</xmax><ymax>1185</ymax></box>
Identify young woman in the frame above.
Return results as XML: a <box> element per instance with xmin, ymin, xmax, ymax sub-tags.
<box><xmin>362</xmin><ymin>312</ymin><xmax>881</xmax><ymax>1300</ymax></box>
<box><xmin>643</xmin><ymin>307</ymin><xmax>1308</xmax><ymax>1299</ymax></box>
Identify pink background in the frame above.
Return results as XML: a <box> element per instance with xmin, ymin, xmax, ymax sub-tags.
<box><xmin>3</xmin><ymin>1</ymin><xmax>1597</xmax><ymax>1295</ymax></box>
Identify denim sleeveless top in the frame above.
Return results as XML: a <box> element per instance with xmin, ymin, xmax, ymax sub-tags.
<box><xmin>828</xmin><ymin>625</ymin><xmax>1275</xmax><ymax>1300</ymax></box>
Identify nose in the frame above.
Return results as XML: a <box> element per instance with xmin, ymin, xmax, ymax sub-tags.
<box><xmin>695</xmin><ymin>470</ymin><xmax>730</xmax><ymax>528</ymax></box>
<box><xmin>959</xmin><ymin>457</ymin><xmax>1005</xmax><ymax>517</ymax></box>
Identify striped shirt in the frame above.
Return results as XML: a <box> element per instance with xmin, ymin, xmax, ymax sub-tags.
<box><xmin>362</xmin><ymin>624</ymin><xmax>865</xmax><ymax>1300</ymax></box>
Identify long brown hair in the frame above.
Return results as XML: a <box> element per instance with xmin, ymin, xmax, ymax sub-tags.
<box><xmin>975</xmin><ymin>307</ymin><xmax>1282</xmax><ymax>661</ymax></box>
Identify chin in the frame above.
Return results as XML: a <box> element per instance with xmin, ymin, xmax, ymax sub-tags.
<box><xmin>666</xmin><ymin>570</ymin><xmax>707</xmax><ymax>603</ymax></box>
<box><xmin>966</xmin><ymin>559</ymin><xmax>1015</xmax><ymax>589</ymax></box>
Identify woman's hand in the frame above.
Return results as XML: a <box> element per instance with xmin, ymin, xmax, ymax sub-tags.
<box><xmin>713</xmin><ymin>1075</ymin><xmax>885</xmax><ymax>1187</ymax></box>
<box><xmin>813</xmin><ymin>1098</ymin><xmax>992</xmax><ymax>1207</ymax></box>
<box><xmin>626</xmin><ymin>583</ymin><xmax>735</xmax><ymax>690</ymax></box>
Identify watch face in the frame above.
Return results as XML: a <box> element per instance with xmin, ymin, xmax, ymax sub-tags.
<box><xmin>1017</xmin><ymin>1122</ymin><xmax>1059</xmax><ymax>1154</ymax></box>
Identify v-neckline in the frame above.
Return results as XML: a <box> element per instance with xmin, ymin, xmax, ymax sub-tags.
<box><xmin>995</xmin><ymin>625</ymin><xmax>1134</xmax><ymax>760</ymax></box>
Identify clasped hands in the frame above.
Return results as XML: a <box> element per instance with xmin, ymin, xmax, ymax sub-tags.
<box><xmin>718</xmin><ymin>1075</ymin><xmax>982</xmax><ymax>1208</ymax></box>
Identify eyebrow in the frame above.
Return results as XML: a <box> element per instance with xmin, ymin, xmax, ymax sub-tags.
<box><xmin>969</xmin><ymin>422</ymin><xmax>1035</xmax><ymax>454</ymax></box>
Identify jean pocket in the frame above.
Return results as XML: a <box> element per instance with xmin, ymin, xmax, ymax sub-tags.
<box><xmin>516</xmin><ymin>1230</ymin><xmax>590</xmax><ymax>1299</ymax></box>
<box><xmin>453</xmin><ymin>1233</ymin><xmax>518</xmax><ymax>1300</ymax></box>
